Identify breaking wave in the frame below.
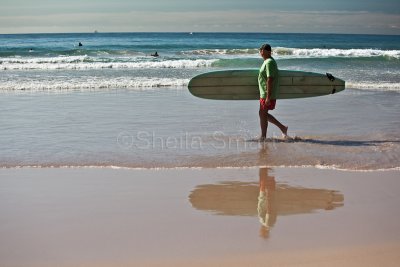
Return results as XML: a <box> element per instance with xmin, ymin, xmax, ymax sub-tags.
<box><xmin>181</xmin><ymin>47</ymin><xmax>400</xmax><ymax>60</ymax></box>
<box><xmin>0</xmin><ymin>57</ymin><xmax>217</xmax><ymax>70</ymax></box>
<box><xmin>274</xmin><ymin>47</ymin><xmax>400</xmax><ymax>59</ymax></box>
<box><xmin>0</xmin><ymin>77</ymin><xmax>189</xmax><ymax>91</ymax></box>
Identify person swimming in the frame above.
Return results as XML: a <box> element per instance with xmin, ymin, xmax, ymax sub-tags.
<box><xmin>78</xmin><ymin>42</ymin><xmax>83</xmax><ymax>47</ymax></box>
<box><xmin>151</xmin><ymin>51</ymin><xmax>159</xmax><ymax>57</ymax></box>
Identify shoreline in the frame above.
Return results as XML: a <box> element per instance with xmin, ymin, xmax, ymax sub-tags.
<box><xmin>2</xmin><ymin>165</ymin><xmax>399</xmax><ymax>172</ymax></box>
<box><xmin>1</xmin><ymin>166</ymin><xmax>399</xmax><ymax>266</ymax></box>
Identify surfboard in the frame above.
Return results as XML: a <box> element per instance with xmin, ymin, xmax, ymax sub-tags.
<box><xmin>188</xmin><ymin>69</ymin><xmax>345</xmax><ymax>100</ymax></box>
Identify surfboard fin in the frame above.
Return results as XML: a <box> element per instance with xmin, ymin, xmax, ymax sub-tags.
<box><xmin>326</xmin><ymin>73</ymin><xmax>335</xmax><ymax>82</ymax></box>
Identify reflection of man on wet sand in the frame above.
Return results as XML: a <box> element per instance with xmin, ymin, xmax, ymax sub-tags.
<box><xmin>189</xmin><ymin>168</ymin><xmax>344</xmax><ymax>239</ymax></box>
<box><xmin>258</xmin><ymin>167</ymin><xmax>277</xmax><ymax>238</ymax></box>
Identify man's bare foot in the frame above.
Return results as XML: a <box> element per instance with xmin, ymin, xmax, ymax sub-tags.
<box><xmin>259</xmin><ymin>136</ymin><xmax>266</xmax><ymax>142</ymax></box>
<box><xmin>282</xmin><ymin>126</ymin><xmax>288</xmax><ymax>138</ymax></box>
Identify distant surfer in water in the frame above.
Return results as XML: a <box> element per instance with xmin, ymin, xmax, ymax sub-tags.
<box><xmin>78</xmin><ymin>42</ymin><xmax>83</xmax><ymax>47</ymax></box>
<box><xmin>258</xmin><ymin>44</ymin><xmax>288</xmax><ymax>140</ymax></box>
<box><xmin>151</xmin><ymin>51</ymin><xmax>159</xmax><ymax>57</ymax></box>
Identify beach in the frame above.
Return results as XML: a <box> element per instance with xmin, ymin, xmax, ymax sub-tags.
<box><xmin>1</xmin><ymin>167</ymin><xmax>400</xmax><ymax>267</ymax></box>
<box><xmin>0</xmin><ymin>32</ymin><xmax>399</xmax><ymax>266</ymax></box>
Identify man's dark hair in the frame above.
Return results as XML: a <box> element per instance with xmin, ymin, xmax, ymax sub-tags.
<box><xmin>259</xmin><ymin>44</ymin><xmax>272</xmax><ymax>51</ymax></box>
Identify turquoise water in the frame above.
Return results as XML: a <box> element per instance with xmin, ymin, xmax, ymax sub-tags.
<box><xmin>1</xmin><ymin>32</ymin><xmax>399</xmax><ymax>91</ymax></box>
<box><xmin>0</xmin><ymin>33</ymin><xmax>399</xmax><ymax>170</ymax></box>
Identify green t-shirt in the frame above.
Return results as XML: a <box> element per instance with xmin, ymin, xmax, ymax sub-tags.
<box><xmin>258</xmin><ymin>57</ymin><xmax>280</xmax><ymax>99</ymax></box>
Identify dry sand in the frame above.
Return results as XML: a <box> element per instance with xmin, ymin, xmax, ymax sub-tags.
<box><xmin>0</xmin><ymin>167</ymin><xmax>399</xmax><ymax>266</ymax></box>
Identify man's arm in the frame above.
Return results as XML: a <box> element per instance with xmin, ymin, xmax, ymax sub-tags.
<box><xmin>266</xmin><ymin>77</ymin><xmax>273</xmax><ymax>103</ymax></box>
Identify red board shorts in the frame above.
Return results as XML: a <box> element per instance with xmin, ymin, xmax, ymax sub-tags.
<box><xmin>259</xmin><ymin>98</ymin><xmax>276</xmax><ymax>111</ymax></box>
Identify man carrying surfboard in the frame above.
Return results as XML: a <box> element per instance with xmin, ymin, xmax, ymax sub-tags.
<box><xmin>258</xmin><ymin>44</ymin><xmax>288</xmax><ymax>140</ymax></box>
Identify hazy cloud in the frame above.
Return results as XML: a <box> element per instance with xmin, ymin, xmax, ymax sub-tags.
<box><xmin>0</xmin><ymin>8</ymin><xmax>399</xmax><ymax>34</ymax></box>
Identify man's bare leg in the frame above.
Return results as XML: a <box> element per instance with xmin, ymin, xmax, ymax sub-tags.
<box><xmin>267</xmin><ymin>113</ymin><xmax>288</xmax><ymax>137</ymax></box>
<box><xmin>259</xmin><ymin>109</ymin><xmax>268</xmax><ymax>140</ymax></box>
<box><xmin>260</xmin><ymin>109</ymin><xmax>288</xmax><ymax>139</ymax></box>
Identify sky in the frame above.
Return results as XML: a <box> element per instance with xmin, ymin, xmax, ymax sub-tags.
<box><xmin>0</xmin><ymin>0</ymin><xmax>399</xmax><ymax>34</ymax></box>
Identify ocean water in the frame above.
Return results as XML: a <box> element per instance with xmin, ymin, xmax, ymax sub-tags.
<box><xmin>0</xmin><ymin>32</ymin><xmax>399</xmax><ymax>170</ymax></box>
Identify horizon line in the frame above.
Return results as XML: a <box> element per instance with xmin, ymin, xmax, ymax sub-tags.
<box><xmin>0</xmin><ymin>31</ymin><xmax>399</xmax><ymax>36</ymax></box>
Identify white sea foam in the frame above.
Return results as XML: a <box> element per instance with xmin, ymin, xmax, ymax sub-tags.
<box><xmin>2</xmin><ymin>164</ymin><xmax>399</xmax><ymax>172</ymax></box>
<box><xmin>274</xmin><ymin>47</ymin><xmax>400</xmax><ymax>59</ymax></box>
<box><xmin>0</xmin><ymin>57</ymin><xmax>217</xmax><ymax>70</ymax></box>
<box><xmin>0</xmin><ymin>77</ymin><xmax>190</xmax><ymax>91</ymax></box>
<box><xmin>181</xmin><ymin>47</ymin><xmax>400</xmax><ymax>59</ymax></box>
<box><xmin>346</xmin><ymin>82</ymin><xmax>400</xmax><ymax>91</ymax></box>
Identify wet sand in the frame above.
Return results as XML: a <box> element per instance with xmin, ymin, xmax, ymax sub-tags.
<box><xmin>1</xmin><ymin>167</ymin><xmax>399</xmax><ymax>266</ymax></box>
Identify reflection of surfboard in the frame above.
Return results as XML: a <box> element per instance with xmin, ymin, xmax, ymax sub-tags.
<box><xmin>188</xmin><ymin>69</ymin><xmax>345</xmax><ymax>100</ymax></box>
<box><xmin>189</xmin><ymin>181</ymin><xmax>344</xmax><ymax>216</ymax></box>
